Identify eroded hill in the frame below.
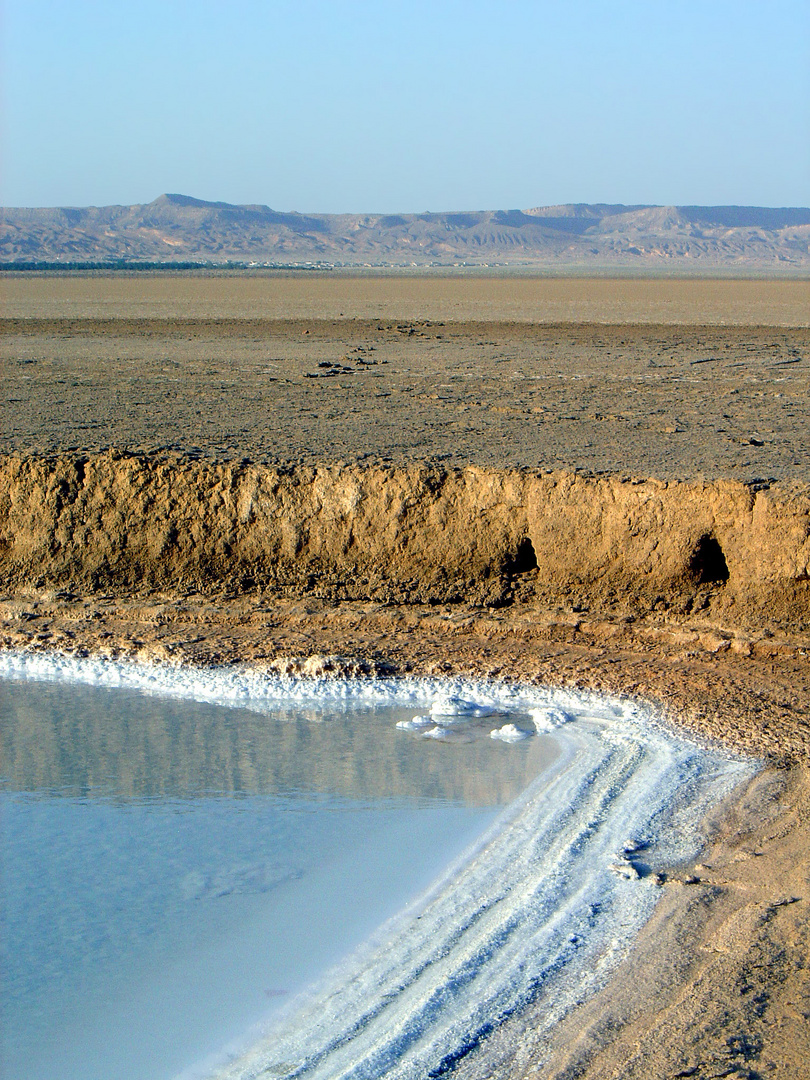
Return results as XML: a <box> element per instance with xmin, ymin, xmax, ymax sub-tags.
<box><xmin>3</xmin><ymin>195</ymin><xmax>809</xmax><ymax>269</ymax></box>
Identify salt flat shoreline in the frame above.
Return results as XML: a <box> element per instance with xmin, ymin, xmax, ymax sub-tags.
<box><xmin>1</xmin><ymin>647</ymin><xmax>770</xmax><ymax>1079</ymax></box>
<box><xmin>2</xmin><ymin>589</ymin><xmax>808</xmax><ymax>763</ymax></box>
<box><xmin>2</xmin><ymin>591</ymin><xmax>809</xmax><ymax>1076</ymax></box>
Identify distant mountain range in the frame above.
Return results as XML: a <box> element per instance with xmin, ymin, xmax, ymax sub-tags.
<box><xmin>2</xmin><ymin>194</ymin><xmax>809</xmax><ymax>269</ymax></box>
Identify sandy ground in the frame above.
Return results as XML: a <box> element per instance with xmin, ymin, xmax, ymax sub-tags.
<box><xmin>1</xmin><ymin>274</ymin><xmax>809</xmax><ymax>1077</ymax></box>
<box><xmin>3</xmin><ymin>273</ymin><xmax>809</xmax><ymax>325</ymax></box>
<box><xmin>3</xmin><ymin>317</ymin><xmax>810</xmax><ymax>482</ymax></box>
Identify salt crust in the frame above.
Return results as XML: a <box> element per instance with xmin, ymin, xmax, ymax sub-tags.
<box><xmin>0</xmin><ymin>651</ymin><xmax>757</xmax><ymax>1080</ymax></box>
<box><xmin>0</xmin><ymin>650</ymin><xmax>634</xmax><ymax>724</ymax></box>
<box><xmin>0</xmin><ymin>648</ymin><xmax>635</xmax><ymax>725</ymax></box>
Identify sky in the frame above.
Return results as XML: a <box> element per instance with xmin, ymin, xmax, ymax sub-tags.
<box><xmin>2</xmin><ymin>0</ymin><xmax>808</xmax><ymax>211</ymax></box>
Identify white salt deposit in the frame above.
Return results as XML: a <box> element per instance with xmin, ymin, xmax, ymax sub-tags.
<box><xmin>0</xmin><ymin>651</ymin><xmax>757</xmax><ymax>1080</ymax></box>
<box><xmin>429</xmin><ymin>694</ymin><xmax>495</xmax><ymax>720</ymax></box>
<box><xmin>489</xmin><ymin>723</ymin><xmax>531</xmax><ymax>742</ymax></box>
<box><xmin>422</xmin><ymin>725</ymin><xmax>456</xmax><ymax>740</ymax></box>
<box><xmin>395</xmin><ymin>715</ymin><xmax>433</xmax><ymax>731</ymax></box>
<box><xmin>609</xmin><ymin>858</ymin><xmax>641</xmax><ymax>881</ymax></box>
<box><xmin>530</xmin><ymin>706</ymin><xmax>574</xmax><ymax>731</ymax></box>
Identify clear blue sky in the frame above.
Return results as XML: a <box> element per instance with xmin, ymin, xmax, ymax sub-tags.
<box><xmin>2</xmin><ymin>0</ymin><xmax>808</xmax><ymax>210</ymax></box>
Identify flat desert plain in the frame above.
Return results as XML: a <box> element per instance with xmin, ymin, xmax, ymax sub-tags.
<box><xmin>2</xmin><ymin>273</ymin><xmax>809</xmax><ymax>1077</ymax></box>
<box><xmin>3</xmin><ymin>274</ymin><xmax>809</xmax><ymax>480</ymax></box>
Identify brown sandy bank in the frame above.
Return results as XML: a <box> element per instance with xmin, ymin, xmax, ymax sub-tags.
<box><xmin>2</xmin><ymin>453</ymin><xmax>809</xmax><ymax>634</ymax></box>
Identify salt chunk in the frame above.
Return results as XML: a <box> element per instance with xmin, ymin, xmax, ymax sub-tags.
<box><xmin>430</xmin><ymin>694</ymin><xmax>493</xmax><ymax>720</ymax></box>
<box><xmin>609</xmin><ymin>859</ymin><xmax>640</xmax><ymax>881</ymax></box>
<box><xmin>490</xmin><ymin>723</ymin><xmax>531</xmax><ymax>742</ymax></box>
<box><xmin>422</xmin><ymin>725</ymin><xmax>454</xmax><ymax>740</ymax></box>
<box><xmin>621</xmin><ymin>838</ymin><xmax>646</xmax><ymax>855</ymax></box>
<box><xmin>396</xmin><ymin>715</ymin><xmax>433</xmax><ymax>731</ymax></box>
<box><xmin>530</xmin><ymin>707</ymin><xmax>573</xmax><ymax>732</ymax></box>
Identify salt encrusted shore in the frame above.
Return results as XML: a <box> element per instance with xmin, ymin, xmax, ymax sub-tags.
<box><xmin>2</xmin><ymin>586</ymin><xmax>809</xmax><ymax>1076</ymax></box>
<box><xmin>3</xmin><ymin>649</ymin><xmax>759</xmax><ymax>1078</ymax></box>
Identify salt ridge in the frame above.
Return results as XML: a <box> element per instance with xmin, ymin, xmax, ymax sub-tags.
<box><xmin>215</xmin><ymin>730</ymin><xmax>751</xmax><ymax>1080</ymax></box>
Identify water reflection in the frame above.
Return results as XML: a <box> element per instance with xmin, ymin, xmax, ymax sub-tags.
<box><xmin>0</xmin><ymin>678</ymin><xmax>555</xmax><ymax>805</ymax></box>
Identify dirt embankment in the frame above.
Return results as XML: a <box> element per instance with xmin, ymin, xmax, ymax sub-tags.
<box><xmin>1</xmin><ymin>452</ymin><xmax>809</xmax><ymax>633</ymax></box>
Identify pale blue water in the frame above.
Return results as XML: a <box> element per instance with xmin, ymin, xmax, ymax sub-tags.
<box><xmin>0</xmin><ymin>677</ymin><xmax>556</xmax><ymax>1080</ymax></box>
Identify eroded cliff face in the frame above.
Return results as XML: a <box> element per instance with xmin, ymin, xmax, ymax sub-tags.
<box><xmin>1</xmin><ymin>453</ymin><xmax>808</xmax><ymax>631</ymax></box>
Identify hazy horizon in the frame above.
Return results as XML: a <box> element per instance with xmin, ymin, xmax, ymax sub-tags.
<box><xmin>5</xmin><ymin>193</ymin><xmax>810</xmax><ymax>214</ymax></box>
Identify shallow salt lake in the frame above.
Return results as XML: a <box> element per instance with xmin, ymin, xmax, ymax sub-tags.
<box><xmin>1</xmin><ymin>674</ymin><xmax>555</xmax><ymax>1080</ymax></box>
<box><xmin>0</xmin><ymin>656</ymin><xmax>756</xmax><ymax>1080</ymax></box>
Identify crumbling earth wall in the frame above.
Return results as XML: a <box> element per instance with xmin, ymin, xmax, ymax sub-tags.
<box><xmin>1</xmin><ymin>452</ymin><xmax>808</xmax><ymax>631</ymax></box>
